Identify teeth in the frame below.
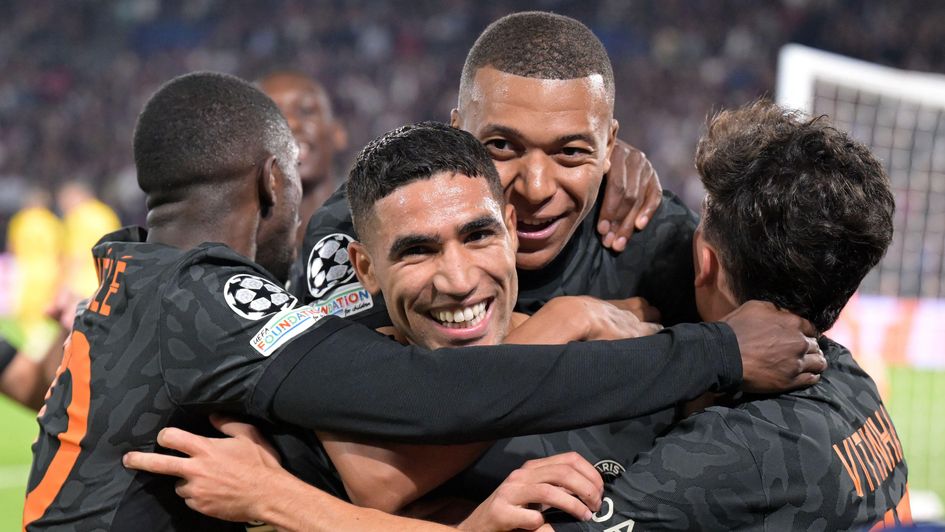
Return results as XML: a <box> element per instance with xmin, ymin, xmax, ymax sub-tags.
<box><xmin>432</xmin><ymin>302</ymin><xmax>488</xmax><ymax>328</ymax></box>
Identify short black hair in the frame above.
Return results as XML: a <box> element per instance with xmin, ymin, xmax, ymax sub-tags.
<box><xmin>347</xmin><ymin>121</ymin><xmax>502</xmax><ymax>236</ymax></box>
<box><xmin>460</xmin><ymin>11</ymin><xmax>615</xmax><ymax>104</ymax></box>
<box><xmin>697</xmin><ymin>100</ymin><xmax>895</xmax><ymax>332</ymax></box>
<box><xmin>133</xmin><ymin>71</ymin><xmax>295</xmax><ymax>204</ymax></box>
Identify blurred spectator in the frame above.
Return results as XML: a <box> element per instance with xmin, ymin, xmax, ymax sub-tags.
<box><xmin>7</xmin><ymin>188</ymin><xmax>62</xmax><ymax>342</ymax></box>
<box><xmin>0</xmin><ymin>0</ymin><xmax>942</xmax><ymax>242</ymax></box>
<box><xmin>58</xmin><ymin>181</ymin><xmax>120</xmax><ymax>298</ymax></box>
<box><xmin>259</xmin><ymin>71</ymin><xmax>348</xmax><ymax>245</ymax></box>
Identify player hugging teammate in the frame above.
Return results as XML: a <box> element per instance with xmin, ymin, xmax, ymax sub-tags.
<box><xmin>23</xmin><ymin>10</ymin><xmax>907</xmax><ymax>532</ymax></box>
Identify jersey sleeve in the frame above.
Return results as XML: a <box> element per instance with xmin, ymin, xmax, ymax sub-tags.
<box><xmin>290</xmin><ymin>185</ymin><xmax>392</xmax><ymax>328</ymax></box>
<box><xmin>249</xmin><ymin>320</ymin><xmax>744</xmax><ymax>444</ymax></box>
<box><xmin>551</xmin><ymin>410</ymin><xmax>765</xmax><ymax>531</ymax></box>
<box><xmin>158</xmin><ymin>245</ymin><xmax>332</xmax><ymax>412</ymax></box>
<box><xmin>630</xmin><ymin>191</ymin><xmax>701</xmax><ymax>326</ymax></box>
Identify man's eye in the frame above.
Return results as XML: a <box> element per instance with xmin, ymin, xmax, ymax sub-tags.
<box><xmin>561</xmin><ymin>146</ymin><xmax>591</xmax><ymax>157</ymax></box>
<box><xmin>485</xmin><ymin>139</ymin><xmax>515</xmax><ymax>154</ymax></box>
<box><xmin>401</xmin><ymin>246</ymin><xmax>433</xmax><ymax>257</ymax></box>
<box><xmin>466</xmin><ymin>230</ymin><xmax>495</xmax><ymax>243</ymax></box>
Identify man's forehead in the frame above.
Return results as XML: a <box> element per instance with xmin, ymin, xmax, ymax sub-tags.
<box><xmin>459</xmin><ymin>67</ymin><xmax>612</xmax><ymax>137</ymax></box>
<box><xmin>462</xmin><ymin>67</ymin><xmax>611</xmax><ymax>111</ymax></box>
<box><xmin>371</xmin><ymin>175</ymin><xmax>502</xmax><ymax>235</ymax></box>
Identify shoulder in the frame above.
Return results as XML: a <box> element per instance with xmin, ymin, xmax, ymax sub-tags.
<box><xmin>634</xmin><ymin>190</ymin><xmax>698</xmax><ymax>242</ymax></box>
<box><xmin>296</xmin><ymin>186</ymin><xmax>361</xmax><ymax>300</ymax></box>
<box><xmin>165</xmin><ymin>244</ymin><xmax>296</xmax><ymax>321</ymax></box>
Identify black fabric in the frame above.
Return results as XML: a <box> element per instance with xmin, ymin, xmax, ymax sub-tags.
<box><xmin>551</xmin><ymin>339</ymin><xmax>909</xmax><ymax>531</ymax></box>
<box><xmin>266</xmin><ymin>320</ymin><xmax>741</xmax><ymax>444</ymax></box>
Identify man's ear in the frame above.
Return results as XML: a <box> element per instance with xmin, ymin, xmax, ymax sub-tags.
<box><xmin>504</xmin><ymin>202</ymin><xmax>518</xmax><ymax>252</ymax></box>
<box><xmin>693</xmin><ymin>229</ymin><xmax>719</xmax><ymax>289</ymax></box>
<box><xmin>258</xmin><ymin>155</ymin><xmax>278</xmax><ymax>218</ymax></box>
<box><xmin>602</xmin><ymin>118</ymin><xmax>619</xmax><ymax>176</ymax></box>
<box><xmin>449</xmin><ymin>108</ymin><xmax>461</xmax><ymax>128</ymax></box>
<box><xmin>348</xmin><ymin>241</ymin><xmax>380</xmax><ymax>294</ymax></box>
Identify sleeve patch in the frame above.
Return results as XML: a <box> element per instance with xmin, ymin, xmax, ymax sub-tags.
<box><xmin>311</xmin><ymin>282</ymin><xmax>374</xmax><ymax>318</ymax></box>
<box><xmin>307</xmin><ymin>233</ymin><xmax>356</xmax><ymax>298</ymax></box>
<box><xmin>250</xmin><ymin>305</ymin><xmax>325</xmax><ymax>356</ymax></box>
<box><xmin>224</xmin><ymin>273</ymin><xmax>298</xmax><ymax>320</ymax></box>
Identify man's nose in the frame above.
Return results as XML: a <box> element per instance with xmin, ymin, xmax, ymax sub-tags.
<box><xmin>432</xmin><ymin>244</ymin><xmax>479</xmax><ymax>298</ymax></box>
<box><xmin>512</xmin><ymin>151</ymin><xmax>557</xmax><ymax>206</ymax></box>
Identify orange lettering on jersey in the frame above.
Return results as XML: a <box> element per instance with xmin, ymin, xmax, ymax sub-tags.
<box><xmin>97</xmin><ymin>259</ymin><xmax>126</xmax><ymax>317</ymax></box>
<box><xmin>89</xmin><ymin>257</ymin><xmax>126</xmax><ymax>316</ymax></box>
<box><xmin>877</xmin><ymin>406</ymin><xmax>903</xmax><ymax>461</ymax></box>
<box><xmin>835</xmin><ymin>406</ymin><xmax>905</xmax><ymax>501</ymax></box>
<box><xmin>23</xmin><ymin>331</ymin><xmax>92</xmax><ymax>529</ymax></box>
<box><xmin>834</xmin><ymin>440</ymin><xmax>864</xmax><ymax>497</ymax></box>
<box><xmin>850</xmin><ymin>432</ymin><xmax>878</xmax><ymax>492</ymax></box>
<box><xmin>863</xmin><ymin>418</ymin><xmax>893</xmax><ymax>476</ymax></box>
<box><xmin>868</xmin><ymin>485</ymin><xmax>912</xmax><ymax>531</ymax></box>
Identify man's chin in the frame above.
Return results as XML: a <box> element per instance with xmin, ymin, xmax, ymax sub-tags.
<box><xmin>417</xmin><ymin>329</ymin><xmax>499</xmax><ymax>350</ymax></box>
<box><xmin>515</xmin><ymin>244</ymin><xmax>565</xmax><ymax>271</ymax></box>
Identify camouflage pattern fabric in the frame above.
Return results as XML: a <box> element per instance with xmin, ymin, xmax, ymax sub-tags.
<box><xmin>551</xmin><ymin>338</ymin><xmax>910</xmax><ymax>531</ymax></box>
<box><xmin>24</xmin><ymin>227</ymin><xmax>331</xmax><ymax>531</ymax></box>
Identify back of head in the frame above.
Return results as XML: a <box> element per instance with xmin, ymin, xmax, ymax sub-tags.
<box><xmin>697</xmin><ymin>100</ymin><xmax>895</xmax><ymax>332</ymax></box>
<box><xmin>459</xmin><ymin>11</ymin><xmax>615</xmax><ymax>105</ymax></box>
<box><xmin>133</xmin><ymin>71</ymin><xmax>295</xmax><ymax>209</ymax></box>
<box><xmin>347</xmin><ymin>121</ymin><xmax>501</xmax><ymax>235</ymax></box>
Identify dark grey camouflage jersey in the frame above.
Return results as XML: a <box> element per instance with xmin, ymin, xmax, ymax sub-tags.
<box><xmin>551</xmin><ymin>338</ymin><xmax>911</xmax><ymax>531</ymax></box>
<box><xmin>24</xmin><ymin>227</ymin><xmax>330</xmax><ymax>531</ymax></box>
<box><xmin>290</xmin><ymin>182</ymin><xmax>700</xmax><ymax>498</ymax></box>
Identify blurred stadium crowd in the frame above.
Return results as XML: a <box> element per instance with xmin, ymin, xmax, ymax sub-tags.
<box><xmin>1</xmin><ymin>0</ymin><xmax>944</xmax><ymax>247</ymax></box>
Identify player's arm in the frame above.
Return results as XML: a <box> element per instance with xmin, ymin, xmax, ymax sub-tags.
<box><xmin>124</xmin><ymin>418</ymin><xmax>456</xmax><ymax>532</ymax></box>
<box><xmin>317</xmin><ymin>299</ymin><xmax>650</xmax><ymax>512</ymax></box>
<box><xmin>319</xmin><ymin>434</ymin><xmax>491</xmax><ymax>513</ymax></box>
<box><xmin>0</xmin><ymin>331</ymin><xmax>67</xmax><ymax>410</ymax></box>
<box><xmin>125</xmin><ymin>419</ymin><xmax>598</xmax><ymax>532</ymax></box>
<box><xmin>597</xmin><ymin>140</ymin><xmax>663</xmax><ymax>252</ymax></box>
<box><xmin>549</xmin><ymin>410</ymin><xmax>764</xmax><ymax>531</ymax></box>
<box><xmin>317</xmin><ymin>299</ymin><xmax>657</xmax><ymax>513</ymax></box>
<box><xmin>162</xmin><ymin>253</ymin><xmax>824</xmax><ymax>443</ymax></box>
<box><xmin>254</xmin><ymin>301</ymin><xmax>824</xmax><ymax>443</ymax></box>
<box><xmin>504</xmin><ymin>296</ymin><xmax>661</xmax><ymax>344</ymax></box>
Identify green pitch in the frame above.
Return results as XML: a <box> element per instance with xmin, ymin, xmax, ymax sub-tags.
<box><xmin>887</xmin><ymin>366</ymin><xmax>945</xmax><ymax>508</ymax></box>
<box><xmin>0</xmin><ymin>395</ymin><xmax>39</xmax><ymax>530</ymax></box>
<box><xmin>0</xmin><ymin>368</ymin><xmax>941</xmax><ymax>528</ymax></box>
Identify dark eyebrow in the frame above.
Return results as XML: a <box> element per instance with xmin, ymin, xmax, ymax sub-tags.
<box><xmin>459</xmin><ymin>216</ymin><xmax>503</xmax><ymax>235</ymax></box>
<box><xmin>556</xmin><ymin>133</ymin><xmax>597</xmax><ymax>145</ymax></box>
<box><xmin>481</xmin><ymin>124</ymin><xmax>596</xmax><ymax>147</ymax></box>
<box><xmin>388</xmin><ymin>234</ymin><xmax>441</xmax><ymax>260</ymax></box>
<box><xmin>480</xmin><ymin>124</ymin><xmax>525</xmax><ymax>140</ymax></box>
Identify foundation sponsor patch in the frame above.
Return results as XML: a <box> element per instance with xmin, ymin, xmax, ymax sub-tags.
<box><xmin>311</xmin><ymin>283</ymin><xmax>374</xmax><ymax>318</ymax></box>
<box><xmin>250</xmin><ymin>305</ymin><xmax>325</xmax><ymax>356</ymax></box>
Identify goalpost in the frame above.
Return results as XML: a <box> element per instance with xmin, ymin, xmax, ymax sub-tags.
<box><xmin>777</xmin><ymin>44</ymin><xmax>945</xmax><ymax>520</ymax></box>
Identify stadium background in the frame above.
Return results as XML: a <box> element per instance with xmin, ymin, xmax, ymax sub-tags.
<box><xmin>1</xmin><ymin>0</ymin><xmax>943</xmax><ymax>527</ymax></box>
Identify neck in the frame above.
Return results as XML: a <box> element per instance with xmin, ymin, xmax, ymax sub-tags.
<box><xmin>146</xmin><ymin>199</ymin><xmax>259</xmax><ymax>259</ymax></box>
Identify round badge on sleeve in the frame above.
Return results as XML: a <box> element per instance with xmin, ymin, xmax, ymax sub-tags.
<box><xmin>307</xmin><ymin>233</ymin><xmax>356</xmax><ymax>299</ymax></box>
<box><xmin>224</xmin><ymin>273</ymin><xmax>298</xmax><ymax>320</ymax></box>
